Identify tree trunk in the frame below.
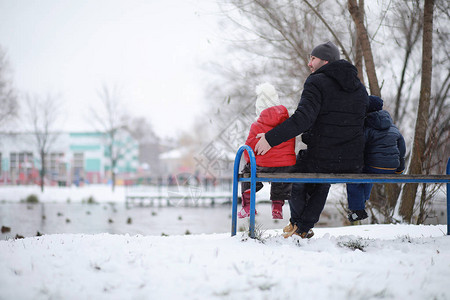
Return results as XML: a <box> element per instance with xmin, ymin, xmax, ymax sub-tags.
<box><xmin>40</xmin><ymin>150</ymin><xmax>45</xmax><ymax>192</ymax></box>
<box><xmin>416</xmin><ymin>183</ymin><xmax>428</xmax><ymax>224</ymax></box>
<box><xmin>112</xmin><ymin>171</ymin><xmax>116</xmax><ymax>192</ymax></box>
<box><xmin>354</xmin><ymin>0</ymin><xmax>365</xmax><ymax>84</ymax></box>
<box><xmin>111</xmin><ymin>158</ymin><xmax>116</xmax><ymax>192</ymax></box>
<box><xmin>399</xmin><ymin>0</ymin><xmax>434</xmax><ymax>222</ymax></box>
<box><xmin>348</xmin><ymin>0</ymin><xmax>381</xmax><ymax>96</ymax></box>
<box><xmin>355</xmin><ymin>35</ymin><xmax>364</xmax><ymax>84</ymax></box>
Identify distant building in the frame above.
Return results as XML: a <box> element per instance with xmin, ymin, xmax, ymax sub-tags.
<box><xmin>0</xmin><ymin>131</ymin><xmax>138</xmax><ymax>186</ymax></box>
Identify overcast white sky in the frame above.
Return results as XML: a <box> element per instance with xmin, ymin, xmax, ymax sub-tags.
<box><xmin>0</xmin><ymin>0</ymin><xmax>221</xmax><ymax>138</ymax></box>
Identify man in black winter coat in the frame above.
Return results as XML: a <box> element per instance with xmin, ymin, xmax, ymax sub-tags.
<box><xmin>255</xmin><ymin>41</ymin><xmax>369</xmax><ymax>238</ymax></box>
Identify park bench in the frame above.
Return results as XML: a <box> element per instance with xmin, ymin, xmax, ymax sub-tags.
<box><xmin>231</xmin><ymin>145</ymin><xmax>450</xmax><ymax>238</ymax></box>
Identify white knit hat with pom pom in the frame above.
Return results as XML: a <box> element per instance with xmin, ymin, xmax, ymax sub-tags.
<box><xmin>255</xmin><ymin>82</ymin><xmax>280</xmax><ymax>116</ymax></box>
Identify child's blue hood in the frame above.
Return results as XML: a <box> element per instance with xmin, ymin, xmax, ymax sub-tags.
<box><xmin>365</xmin><ymin>110</ymin><xmax>392</xmax><ymax>130</ymax></box>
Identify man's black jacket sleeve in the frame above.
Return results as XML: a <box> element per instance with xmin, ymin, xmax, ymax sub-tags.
<box><xmin>265</xmin><ymin>77</ymin><xmax>322</xmax><ymax>147</ymax></box>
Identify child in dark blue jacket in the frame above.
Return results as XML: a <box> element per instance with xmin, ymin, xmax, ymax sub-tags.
<box><xmin>346</xmin><ymin>96</ymin><xmax>406</xmax><ymax>222</ymax></box>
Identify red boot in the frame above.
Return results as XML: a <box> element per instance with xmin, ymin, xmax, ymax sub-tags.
<box><xmin>272</xmin><ymin>200</ymin><xmax>284</xmax><ymax>219</ymax></box>
<box><xmin>238</xmin><ymin>189</ymin><xmax>257</xmax><ymax>218</ymax></box>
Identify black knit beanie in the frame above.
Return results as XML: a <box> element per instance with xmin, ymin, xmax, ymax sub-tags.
<box><xmin>311</xmin><ymin>41</ymin><xmax>340</xmax><ymax>62</ymax></box>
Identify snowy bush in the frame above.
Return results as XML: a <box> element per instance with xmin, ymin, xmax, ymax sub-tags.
<box><xmin>25</xmin><ymin>194</ymin><xmax>39</xmax><ymax>204</ymax></box>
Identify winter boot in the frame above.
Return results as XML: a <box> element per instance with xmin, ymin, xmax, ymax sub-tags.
<box><xmin>347</xmin><ymin>209</ymin><xmax>368</xmax><ymax>222</ymax></box>
<box><xmin>237</xmin><ymin>189</ymin><xmax>257</xmax><ymax>218</ymax></box>
<box><xmin>282</xmin><ymin>224</ymin><xmax>314</xmax><ymax>239</ymax></box>
<box><xmin>271</xmin><ymin>200</ymin><xmax>284</xmax><ymax>219</ymax></box>
<box><xmin>296</xmin><ymin>229</ymin><xmax>315</xmax><ymax>239</ymax></box>
<box><xmin>283</xmin><ymin>222</ymin><xmax>294</xmax><ymax>233</ymax></box>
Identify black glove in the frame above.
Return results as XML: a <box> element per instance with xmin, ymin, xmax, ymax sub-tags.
<box><xmin>301</xmin><ymin>131</ymin><xmax>311</xmax><ymax>145</ymax></box>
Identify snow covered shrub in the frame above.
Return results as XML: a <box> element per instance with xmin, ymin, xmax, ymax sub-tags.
<box><xmin>241</xmin><ymin>222</ymin><xmax>267</xmax><ymax>243</ymax></box>
<box><xmin>338</xmin><ymin>237</ymin><xmax>370</xmax><ymax>251</ymax></box>
<box><xmin>397</xmin><ymin>234</ymin><xmax>413</xmax><ymax>243</ymax></box>
<box><xmin>25</xmin><ymin>194</ymin><xmax>39</xmax><ymax>203</ymax></box>
<box><xmin>86</xmin><ymin>196</ymin><xmax>96</xmax><ymax>204</ymax></box>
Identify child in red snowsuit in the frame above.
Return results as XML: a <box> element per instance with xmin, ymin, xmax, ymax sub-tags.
<box><xmin>239</xmin><ymin>83</ymin><xmax>296</xmax><ymax>219</ymax></box>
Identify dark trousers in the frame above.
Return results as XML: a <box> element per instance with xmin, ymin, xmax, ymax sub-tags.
<box><xmin>289</xmin><ymin>183</ymin><xmax>330</xmax><ymax>233</ymax></box>
<box><xmin>346</xmin><ymin>165</ymin><xmax>396</xmax><ymax>210</ymax></box>
<box><xmin>288</xmin><ymin>150</ymin><xmax>331</xmax><ymax>232</ymax></box>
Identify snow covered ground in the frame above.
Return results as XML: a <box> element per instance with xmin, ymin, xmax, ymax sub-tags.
<box><xmin>1</xmin><ymin>224</ymin><xmax>449</xmax><ymax>300</ymax></box>
<box><xmin>1</xmin><ymin>185</ymin><xmax>449</xmax><ymax>299</ymax></box>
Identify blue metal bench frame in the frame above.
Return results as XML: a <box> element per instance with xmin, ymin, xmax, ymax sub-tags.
<box><xmin>231</xmin><ymin>145</ymin><xmax>450</xmax><ymax>238</ymax></box>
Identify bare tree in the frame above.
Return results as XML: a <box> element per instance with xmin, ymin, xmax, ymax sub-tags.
<box><xmin>366</xmin><ymin>1</ymin><xmax>423</xmax><ymax>223</ymax></box>
<box><xmin>207</xmin><ymin>0</ymin><xmax>379</xmax><ymax>160</ymax></box>
<box><xmin>205</xmin><ymin>0</ymin><xmax>340</xmax><ymax>145</ymax></box>
<box><xmin>0</xmin><ymin>46</ymin><xmax>18</xmax><ymax>128</ymax></box>
<box><xmin>90</xmin><ymin>84</ymin><xmax>130</xmax><ymax>191</ymax></box>
<box><xmin>399</xmin><ymin>0</ymin><xmax>435</xmax><ymax>223</ymax></box>
<box><xmin>390</xmin><ymin>1</ymin><xmax>424</xmax><ymax>123</ymax></box>
<box><xmin>427</xmin><ymin>0</ymin><xmax>450</xmax><ymax>176</ymax></box>
<box><xmin>412</xmin><ymin>0</ymin><xmax>449</xmax><ymax>224</ymax></box>
<box><xmin>352</xmin><ymin>0</ymin><xmax>365</xmax><ymax>84</ymax></box>
<box><xmin>303</xmin><ymin>0</ymin><xmax>351</xmax><ymax>61</ymax></box>
<box><xmin>25</xmin><ymin>93</ymin><xmax>61</xmax><ymax>192</ymax></box>
<box><xmin>358</xmin><ymin>0</ymin><xmax>448</xmax><ymax>224</ymax></box>
<box><xmin>208</xmin><ymin>0</ymin><xmax>448</xmax><ymax>224</ymax></box>
<box><xmin>348</xmin><ymin>0</ymin><xmax>381</xmax><ymax>96</ymax></box>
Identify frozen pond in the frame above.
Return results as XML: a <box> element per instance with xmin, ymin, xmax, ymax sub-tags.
<box><xmin>0</xmin><ymin>184</ymin><xmax>446</xmax><ymax>240</ymax></box>
<box><xmin>0</xmin><ymin>202</ymin><xmax>229</xmax><ymax>239</ymax></box>
<box><xmin>0</xmin><ymin>184</ymin><xmax>346</xmax><ymax>240</ymax></box>
<box><xmin>0</xmin><ymin>201</ymin><xmax>347</xmax><ymax>240</ymax></box>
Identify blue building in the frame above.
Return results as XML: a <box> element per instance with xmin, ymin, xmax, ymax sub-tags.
<box><xmin>0</xmin><ymin>131</ymin><xmax>139</xmax><ymax>186</ymax></box>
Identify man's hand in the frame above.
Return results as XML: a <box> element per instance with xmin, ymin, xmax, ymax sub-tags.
<box><xmin>255</xmin><ymin>133</ymin><xmax>271</xmax><ymax>155</ymax></box>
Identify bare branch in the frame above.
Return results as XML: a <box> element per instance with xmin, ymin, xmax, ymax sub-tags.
<box><xmin>302</xmin><ymin>0</ymin><xmax>351</xmax><ymax>61</ymax></box>
<box><xmin>0</xmin><ymin>46</ymin><xmax>18</xmax><ymax>127</ymax></box>
<box><xmin>348</xmin><ymin>0</ymin><xmax>381</xmax><ymax>95</ymax></box>
<box><xmin>90</xmin><ymin>83</ymin><xmax>130</xmax><ymax>191</ymax></box>
<box><xmin>24</xmin><ymin>93</ymin><xmax>62</xmax><ymax>191</ymax></box>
